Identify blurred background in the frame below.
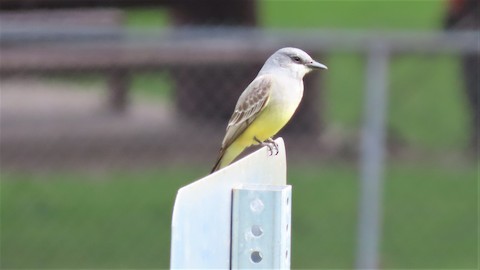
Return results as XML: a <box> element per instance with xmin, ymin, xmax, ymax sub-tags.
<box><xmin>0</xmin><ymin>0</ymin><xmax>478</xmax><ymax>269</ymax></box>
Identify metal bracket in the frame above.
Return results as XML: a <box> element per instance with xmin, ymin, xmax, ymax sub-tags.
<box><xmin>231</xmin><ymin>184</ymin><xmax>292</xmax><ymax>269</ymax></box>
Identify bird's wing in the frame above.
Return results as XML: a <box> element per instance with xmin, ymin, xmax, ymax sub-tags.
<box><xmin>221</xmin><ymin>75</ymin><xmax>273</xmax><ymax>148</ymax></box>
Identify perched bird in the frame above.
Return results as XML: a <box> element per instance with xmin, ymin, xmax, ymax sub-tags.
<box><xmin>211</xmin><ymin>47</ymin><xmax>327</xmax><ymax>173</ymax></box>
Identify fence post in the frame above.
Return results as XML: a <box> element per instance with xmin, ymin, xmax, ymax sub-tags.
<box><xmin>355</xmin><ymin>42</ymin><xmax>390</xmax><ymax>269</ymax></box>
<box><xmin>107</xmin><ymin>70</ymin><xmax>129</xmax><ymax>113</ymax></box>
<box><xmin>170</xmin><ymin>138</ymin><xmax>291</xmax><ymax>269</ymax></box>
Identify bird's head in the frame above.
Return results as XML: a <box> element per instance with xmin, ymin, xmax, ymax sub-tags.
<box><xmin>260</xmin><ymin>47</ymin><xmax>327</xmax><ymax>79</ymax></box>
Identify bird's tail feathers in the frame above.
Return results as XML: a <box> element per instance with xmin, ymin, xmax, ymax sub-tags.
<box><xmin>210</xmin><ymin>143</ymin><xmax>244</xmax><ymax>173</ymax></box>
<box><xmin>211</xmin><ymin>148</ymin><xmax>226</xmax><ymax>173</ymax></box>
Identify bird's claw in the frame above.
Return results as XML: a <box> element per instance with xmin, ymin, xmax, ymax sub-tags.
<box><xmin>254</xmin><ymin>137</ymin><xmax>279</xmax><ymax>156</ymax></box>
<box><xmin>265</xmin><ymin>138</ymin><xmax>279</xmax><ymax>156</ymax></box>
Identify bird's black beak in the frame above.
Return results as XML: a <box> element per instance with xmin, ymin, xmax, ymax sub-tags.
<box><xmin>307</xmin><ymin>60</ymin><xmax>328</xmax><ymax>70</ymax></box>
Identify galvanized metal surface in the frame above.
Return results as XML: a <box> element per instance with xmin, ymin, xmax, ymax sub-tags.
<box><xmin>231</xmin><ymin>185</ymin><xmax>292</xmax><ymax>269</ymax></box>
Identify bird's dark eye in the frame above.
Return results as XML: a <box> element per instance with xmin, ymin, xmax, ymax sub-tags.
<box><xmin>292</xmin><ymin>56</ymin><xmax>301</xmax><ymax>63</ymax></box>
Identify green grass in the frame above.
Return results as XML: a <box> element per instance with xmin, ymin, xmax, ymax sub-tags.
<box><xmin>1</xmin><ymin>164</ymin><xmax>477</xmax><ymax>269</ymax></box>
<box><xmin>382</xmin><ymin>165</ymin><xmax>478</xmax><ymax>268</ymax></box>
<box><xmin>259</xmin><ymin>0</ymin><xmax>444</xmax><ymax>29</ymax></box>
<box><xmin>125</xmin><ymin>8</ymin><xmax>170</xmax><ymax>29</ymax></box>
<box><xmin>131</xmin><ymin>71</ymin><xmax>173</xmax><ymax>100</ymax></box>
<box><xmin>324</xmin><ymin>54</ymin><xmax>468</xmax><ymax>150</ymax></box>
<box><xmin>0</xmin><ymin>168</ymin><xmax>198</xmax><ymax>269</ymax></box>
<box><xmin>124</xmin><ymin>0</ymin><xmax>445</xmax><ymax>30</ymax></box>
<box><xmin>323</xmin><ymin>54</ymin><xmax>365</xmax><ymax>128</ymax></box>
<box><xmin>388</xmin><ymin>56</ymin><xmax>467</xmax><ymax>149</ymax></box>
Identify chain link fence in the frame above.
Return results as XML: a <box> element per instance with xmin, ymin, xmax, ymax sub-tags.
<box><xmin>1</xmin><ymin>29</ymin><xmax>477</xmax><ymax>171</ymax></box>
<box><xmin>1</xmin><ymin>5</ymin><xmax>478</xmax><ymax>269</ymax></box>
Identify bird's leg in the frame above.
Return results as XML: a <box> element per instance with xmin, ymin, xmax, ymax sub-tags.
<box><xmin>254</xmin><ymin>137</ymin><xmax>279</xmax><ymax>156</ymax></box>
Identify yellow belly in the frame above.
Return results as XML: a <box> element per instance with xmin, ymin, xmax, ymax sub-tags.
<box><xmin>235</xmin><ymin>102</ymin><xmax>297</xmax><ymax>147</ymax></box>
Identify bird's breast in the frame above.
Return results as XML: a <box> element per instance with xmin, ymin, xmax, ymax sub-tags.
<box><xmin>254</xmin><ymin>78</ymin><xmax>303</xmax><ymax>133</ymax></box>
<box><xmin>269</xmin><ymin>78</ymin><xmax>303</xmax><ymax>118</ymax></box>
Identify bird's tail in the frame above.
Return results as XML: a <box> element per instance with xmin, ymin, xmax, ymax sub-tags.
<box><xmin>210</xmin><ymin>143</ymin><xmax>244</xmax><ymax>173</ymax></box>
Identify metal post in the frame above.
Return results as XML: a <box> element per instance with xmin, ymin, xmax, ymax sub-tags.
<box><xmin>231</xmin><ymin>185</ymin><xmax>292</xmax><ymax>269</ymax></box>
<box><xmin>355</xmin><ymin>42</ymin><xmax>389</xmax><ymax>269</ymax></box>
<box><xmin>171</xmin><ymin>138</ymin><xmax>288</xmax><ymax>269</ymax></box>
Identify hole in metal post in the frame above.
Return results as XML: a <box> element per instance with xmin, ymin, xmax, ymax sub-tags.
<box><xmin>286</xmin><ymin>197</ymin><xmax>289</xmax><ymax>205</ymax></box>
<box><xmin>285</xmin><ymin>249</ymin><xmax>289</xmax><ymax>259</ymax></box>
<box><xmin>251</xmin><ymin>250</ymin><xmax>263</xmax><ymax>263</ymax></box>
<box><xmin>250</xmin><ymin>198</ymin><xmax>264</xmax><ymax>213</ymax></box>
<box><xmin>251</xmin><ymin>225</ymin><xmax>263</xmax><ymax>237</ymax></box>
<box><xmin>286</xmin><ymin>223</ymin><xmax>289</xmax><ymax>231</ymax></box>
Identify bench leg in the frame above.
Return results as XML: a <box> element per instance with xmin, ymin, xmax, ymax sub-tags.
<box><xmin>107</xmin><ymin>71</ymin><xmax>129</xmax><ymax>113</ymax></box>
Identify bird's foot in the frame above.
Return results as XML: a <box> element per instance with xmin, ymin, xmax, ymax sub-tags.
<box><xmin>266</xmin><ymin>138</ymin><xmax>280</xmax><ymax>155</ymax></box>
<box><xmin>254</xmin><ymin>137</ymin><xmax>279</xmax><ymax>156</ymax></box>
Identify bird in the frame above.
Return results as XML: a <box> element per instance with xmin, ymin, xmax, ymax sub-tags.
<box><xmin>211</xmin><ymin>47</ymin><xmax>327</xmax><ymax>173</ymax></box>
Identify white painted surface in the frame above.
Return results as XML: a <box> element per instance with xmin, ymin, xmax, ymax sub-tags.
<box><xmin>171</xmin><ymin>138</ymin><xmax>287</xmax><ymax>269</ymax></box>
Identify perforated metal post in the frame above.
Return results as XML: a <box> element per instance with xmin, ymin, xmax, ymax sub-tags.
<box><xmin>231</xmin><ymin>185</ymin><xmax>292</xmax><ymax>269</ymax></box>
<box><xmin>171</xmin><ymin>138</ymin><xmax>289</xmax><ymax>269</ymax></box>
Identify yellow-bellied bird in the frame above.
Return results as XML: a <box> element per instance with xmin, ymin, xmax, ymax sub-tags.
<box><xmin>211</xmin><ymin>47</ymin><xmax>327</xmax><ymax>173</ymax></box>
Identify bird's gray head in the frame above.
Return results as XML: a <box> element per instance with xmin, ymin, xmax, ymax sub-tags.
<box><xmin>259</xmin><ymin>47</ymin><xmax>327</xmax><ymax>79</ymax></box>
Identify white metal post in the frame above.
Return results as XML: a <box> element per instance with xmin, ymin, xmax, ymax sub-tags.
<box><xmin>171</xmin><ymin>138</ymin><xmax>290</xmax><ymax>269</ymax></box>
